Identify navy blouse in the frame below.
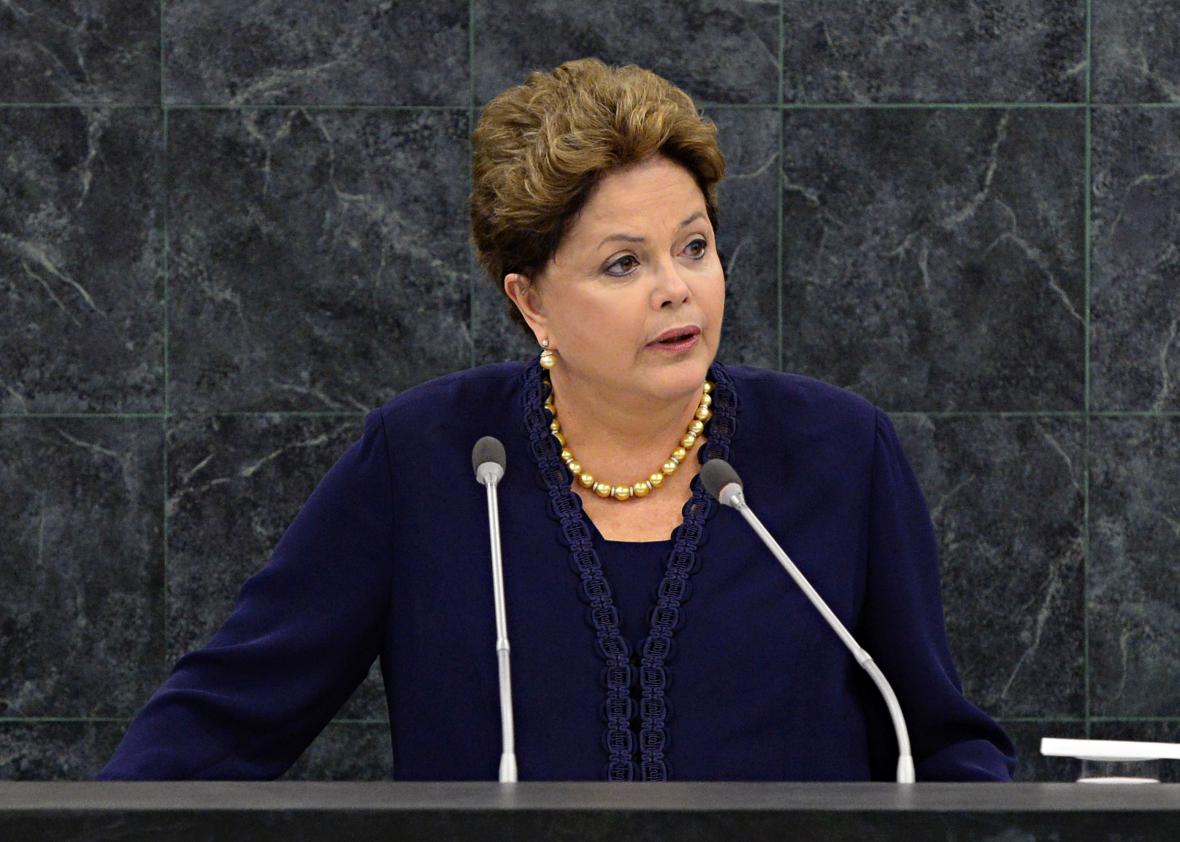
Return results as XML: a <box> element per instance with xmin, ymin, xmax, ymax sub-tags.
<box><xmin>96</xmin><ymin>358</ymin><xmax>1017</xmax><ymax>782</ymax></box>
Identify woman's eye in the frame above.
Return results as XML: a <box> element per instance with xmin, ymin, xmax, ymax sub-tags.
<box><xmin>607</xmin><ymin>255</ymin><xmax>639</xmax><ymax>275</ymax></box>
<box><xmin>606</xmin><ymin>239</ymin><xmax>709</xmax><ymax>276</ymax></box>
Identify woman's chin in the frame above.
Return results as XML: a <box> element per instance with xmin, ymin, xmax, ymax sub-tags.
<box><xmin>641</xmin><ymin>353</ymin><xmax>712</xmax><ymax>392</ymax></box>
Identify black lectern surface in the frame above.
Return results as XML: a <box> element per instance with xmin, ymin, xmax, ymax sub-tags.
<box><xmin>2</xmin><ymin>782</ymin><xmax>1179</xmax><ymax>841</ymax></box>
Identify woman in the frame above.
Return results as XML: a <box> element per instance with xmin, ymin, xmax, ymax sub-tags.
<box><xmin>97</xmin><ymin>58</ymin><xmax>1016</xmax><ymax>782</ymax></box>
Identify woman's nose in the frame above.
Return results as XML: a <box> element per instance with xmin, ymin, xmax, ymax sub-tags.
<box><xmin>652</xmin><ymin>261</ymin><xmax>691</xmax><ymax>307</ymax></box>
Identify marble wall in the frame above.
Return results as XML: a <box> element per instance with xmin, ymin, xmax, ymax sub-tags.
<box><xmin>1</xmin><ymin>1</ymin><xmax>1177</xmax><ymax>783</ymax></box>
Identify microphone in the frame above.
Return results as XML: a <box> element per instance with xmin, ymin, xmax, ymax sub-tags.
<box><xmin>700</xmin><ymin>458</ymin><xmax>916</xmax><ymax>784</ymax></box>
<box><xmin>472</xmin><ymin>436</ymin><xmax>518</xmax><ymax>783</ymax></box>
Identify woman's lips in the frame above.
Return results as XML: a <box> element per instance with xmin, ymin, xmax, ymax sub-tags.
<box><xmin>647</xmin><ymin>333</ymin><xmax>701</xmax><ymax>353</ymax></box>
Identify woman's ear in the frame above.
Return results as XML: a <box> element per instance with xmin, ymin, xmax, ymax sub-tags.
<box><xmin>503</xmin><ymin>272</ymin><xmax>547</xmax><ymax>340</ymax></box>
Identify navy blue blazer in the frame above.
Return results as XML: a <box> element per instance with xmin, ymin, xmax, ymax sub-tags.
<box><xmin>97</xmin><ymin>358</ymin><xmax>1016</xmax><ymax>781</ymax></box>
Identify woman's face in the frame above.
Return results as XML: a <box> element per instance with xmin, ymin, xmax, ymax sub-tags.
<box><xmin>509</xmin><ymin>154</ymin><xmax>725</xmax><ymax>405</ymax></box>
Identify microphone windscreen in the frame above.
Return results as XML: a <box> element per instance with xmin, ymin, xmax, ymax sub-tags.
<box><xmin>700</xmin><ymin>458</ymin><xmax>742</xmax><ymax>499</ymax></box>
<box><xmin>472</xmin><ymin>436</ymin><xmax>507</xmax><ymax>477</ymax></box>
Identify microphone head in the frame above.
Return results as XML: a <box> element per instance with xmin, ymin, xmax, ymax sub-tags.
<box><xmin>472</xmin><ymin>436</ymin><xmax>507</xmax><ymax>483</ymax></box>
<box><xmin>700</xmin><ymin>458</ymin><xmax>742</xmax><ymax>501</ymax></box>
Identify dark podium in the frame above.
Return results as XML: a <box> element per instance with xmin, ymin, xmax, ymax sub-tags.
<box><xmin>2</xmin><ymin>782</ymin><xmax>1179</xmax><ymax>840</ymax></box>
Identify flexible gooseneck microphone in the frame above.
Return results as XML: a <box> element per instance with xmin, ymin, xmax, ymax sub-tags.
<box><xmin>700</xmin><ymin>458</ymin><xmax>916</xmax><ymax>784</ymax></box>
<box><xmin>472</xmin><ymin>436</ymin><xmax>517</xmax><ymax>783</ymax></box>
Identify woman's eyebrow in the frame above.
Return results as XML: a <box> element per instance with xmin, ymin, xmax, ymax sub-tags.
<box><xmin>596</xmin><ymin>210</ymin><xmax>706</xmax><ymax>249</ymax></box>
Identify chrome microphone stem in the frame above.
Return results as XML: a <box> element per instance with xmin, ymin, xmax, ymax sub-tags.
<box><xmin>722</xmin><ymin>484</ymin><xmax>915</xmax><ymax>784</ymax></box>
<box><xmin>482</xmin><ymin>473</ymin><xmax>518</xmax><ymax>783</ymax></box>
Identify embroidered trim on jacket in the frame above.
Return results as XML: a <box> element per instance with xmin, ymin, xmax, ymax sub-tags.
<box><xmin>521</xmin><ymin>358</ymin><xmax>739</xmax><ymax>781</ymax></box>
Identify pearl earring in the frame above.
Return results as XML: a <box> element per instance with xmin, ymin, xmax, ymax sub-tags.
<box><xmin>539</xmin><ymin>338</ymin><xmax>557</xmax><ymax>370</ymax></box>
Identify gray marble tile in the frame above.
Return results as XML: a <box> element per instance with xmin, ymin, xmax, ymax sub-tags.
<box><xmin>0</xmin><ymin>721</ymin><xmax>127</xmax><ymax>781</ymax></box>
<box><xmin>473</xmin><ymin>0</ymin><xmax>780</xmax><ymax>106</ymax></box>
<box><xmin>0</xmin><ymin>1</ymin><xmax>160</xmax><ymax>104</ymax></box>
<box><xmin>1091</xmin><ymin>108</ymin><xmax>1180</xmax><ymax>412</ymax></box>
<box><xmin>470</xmin><ymin>247</ymin><xmax>538</xmax><ymax>366</ymax></box>
<box><xmin>166</xmin><ymin>108</ymin><xmax>471</xmax><ymax>414</ymax></box>
<box><xmin>0</xmin><ymin>107</ymin><xmax>164</xmax><ymax>414</ymax></box>
<box><xmin>163</xmin><ymin>0</ymin><xmax>468</xmax><ymax>106</ymax></box>
<box><xmin>711</xmin><ymin>107</ymin><xmax>780</xmax><ymax>369</ymax></box>
<box><xmin>0</xmin><ymin>417</ymin><xmax>164</xmax><ymax>718</ymax></box>
<box><xmin>782</xmin><ymin>108</ymin><xmax>1085</xmax><ymax>412</ymax></box>
<box><xmin>279</xmin><ymin>721</ymin><xmax>393</xmax><ymax>781</ymax></box>
<box><xmin>471</xmin><ymin>107</ymin><xmax>780</xmax><ymax>370</ymax></box>
<box><xmin>1093</xmin><ymin>0</ymin><xmax>1180</xmax><ymax>102</ymax></box>
<box><xmin>890</xmin><ymin>415</ymin><xmax>1085</xmax><ymax>718</ymax></box>
<box><xmin>1089</xmin><ymin>418</ymin><xmax>1180</xmax><ymax>718</ymax></box>
<box><xmin>1000</xmin><ymin>720</ymin><xmax>1086</xmax><ymax>782</ymax></box>
<box><xmin>782</xmin><ymin>0</ymin><xmax>1085</xmax><ymax>103</ymax></box>
<box><xmin>165</xmin><ymin>413</ymin><xmax>385</xmax><ymax>721</ymax></box>
<box><xmin>1090</xmin><ymin>720</ymin><xmax>1180</xmax><ymax>782</ymax></box>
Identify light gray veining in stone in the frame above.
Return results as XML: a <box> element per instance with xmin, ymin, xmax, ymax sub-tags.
<box><xmin>0</xmin><ymin>1</ymin><xmax>160</xmax><ymax>104</ymax></box>
<box><xmin>781</xmin><ymin>108</ymin><xmax>1085</xmax><ymax>412</ymax></box>
<box><xmin>1092</xmin><ymin>0</ymin><xmax>1180</xmax><ymax>103</ymax></box>
<box><xmin>1091</xmin><ymin>108</ymin><xmax>1180</xmax><ymax>412</ymax></box>
<box><xmin>0</xmin><ymin>417</ymin><xmax>164</xmax><ymax>718</ymax></box>
<box><xmin>165</xmin><ymin>413</ymin><xmax>387</xmax><ymax>722</ymax></box>
<box><xmin>166</xmin><ymin>108</ymin><xmax>472</xmax><ymax>413</ymax></box>
<box><xmin>1089</xmin><ymin>418</ymin><xmax>1180</xmax><ymax>717</ymax></box>
<box><xmin>164</xmin><ymin>0</ymin><xmax>469</xmax><ymax>106</ymax></box>
<box><xmin>474</xmin><ymin>0</ymin><xmax>781</xmax><ymax>106</ymax></box>
<box><xmin>0</xmin><ymin>107</ymin><xmax>164</xmax><ymax>414</ymax></box>
<box><xmin>892</xmin><ymin>415</ymin><xmax>1085</xmax><ymax>717</ymax></box>
<box><xmin>782</xmin><ymin>0</ymin><xmax>1086</xmax><ymax>103</ymax></box>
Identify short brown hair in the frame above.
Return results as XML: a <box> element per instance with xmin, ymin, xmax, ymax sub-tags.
<box><xmin>469</xmin><ymin>57</ymin><xmax>727</xmax><ymax>336</ymax></box>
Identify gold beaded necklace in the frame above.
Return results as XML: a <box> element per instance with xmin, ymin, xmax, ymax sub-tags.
<box><xmin>543</xmin><ymin>372</ymin><xmax>714</xmax><ymax>501</ymax></box>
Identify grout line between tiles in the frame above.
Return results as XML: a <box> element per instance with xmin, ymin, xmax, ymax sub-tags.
<box><xmin>160</xmin><ymin>0</ymin><xmax>170</xmax><ymax>678</ymax></box>
<box><xmin>777</xmin><ymin>0</ymin><xmax>784</xmax><ymax>371</ymax></box>
<box><xmin>782</xmin><ymin>101</ymin><xmax>1087</xmax><ymax>110</ymax></box>
<box><xmin>2</xmin><ymin>102</ymin><xmax>1180</xmax><ymax>112</ymax></box>
<box><xmin>469</xmin><ymin>0</ymin><xmax>476</xmax><ymax>369</ymax></box>
<box><xmin>0</xmin><ymin>717</ymin><xmax>390</xmax><ymax>725</ymax></box>
<box><xmin>0</xmin><ymin>413</ymin><xmax>166</xmax><ymax>419</ymax></box>
<box><xmin>1083</xmin><ymin>0</ymin><xmax>1093</xmax><ymax>741</ymax></box>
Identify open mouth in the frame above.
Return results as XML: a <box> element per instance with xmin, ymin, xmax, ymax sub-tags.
<box><xmin>649</xmin><ymin>329</ymin><xmax>701</xmax><ymax>349</ymax></box>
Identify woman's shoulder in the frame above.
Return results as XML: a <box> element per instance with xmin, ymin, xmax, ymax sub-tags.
<box><xmin>718</xmin><ymin>361</ymin><xmax>879</xmax><ymax>431</ymax></box>
<box><xmin>370</xmin><ymin>360</ymin><xmax>529</xmax><ymax>427</ymax></box>
<box><xmin>709</xmin><ymin>361</ymin><xmax>883</xmax><ymax>496</ymax></box>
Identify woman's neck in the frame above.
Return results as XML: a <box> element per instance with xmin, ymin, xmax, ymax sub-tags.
<box><xmin>546</xmin><ymin>365</ymin><xmax>705</xmax><ymax>480</ymax></box>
